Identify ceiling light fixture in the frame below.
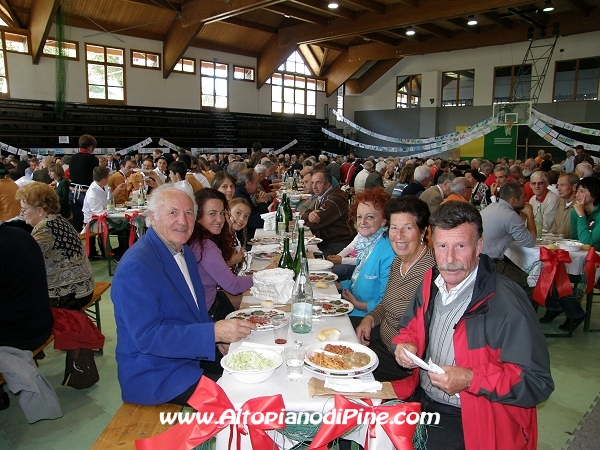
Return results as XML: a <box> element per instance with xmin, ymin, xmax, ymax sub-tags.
<box><xmin>467</xmin><ymin>15</ymin><xmax>478</xmax><ymax>26</ymax></box>
<box><xmin>543</xmin><ymin>0</ymin><xmax>554</xmax><ymax>12</ymax></box>
<box><xmin>406</xmin><ymin>27</ymin><xmax>416</xmax><ymax>36</ymax></box>
<box><xmin>328</xmin><ymin>1</ymin><xmax>339</xmax><ymax>8</ymax></box>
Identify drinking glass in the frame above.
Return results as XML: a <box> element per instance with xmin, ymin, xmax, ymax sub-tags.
<box><xmin>284</xmin><ymin>347</ymin><xmax>305</xmax><ymax>381</ymax></box>
<box><xmin>272</xmin><ymin>315</ymin><xmax>289</xmax><ymax>344</ymax></box>
<box><xmin>277</xmin><ymin>221</ymin><xmax>286</xmax><ymax>236</ymax></box>
<box><xmin>312</xmin><ymin>299</ymin><xmax>323</xmax><ymax>319</ymax></box>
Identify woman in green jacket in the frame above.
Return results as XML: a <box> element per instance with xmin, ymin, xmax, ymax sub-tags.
<box><xmin>49</xmin><ymin>163</ymin><xmax>72</xmax><ymax>221</ymax></box>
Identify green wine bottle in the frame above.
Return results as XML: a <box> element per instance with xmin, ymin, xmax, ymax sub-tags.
<box><xmin>278</xmin><ymin>237</ymin><xmax>294</xmax><ymax>269</ymax></box>
<box><xmin>293</xmin><ymin>222</ymin><xmax>306</xmax><ymax>278</ymax></box>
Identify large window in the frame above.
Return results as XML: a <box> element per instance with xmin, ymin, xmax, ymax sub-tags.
<box><xmin>442</xmin><ymin>69</ymin><xmax>474</xmax><ymax>106</ymax></box>
<box><xmin>85</xmin><ymin>44</ymin><xmax>125</xmax><ymax>104</ymax></box>
<box><xmin>43</xmin><ymin>39</ymin><xmax>78</xmax><ymax>59</ymax></box>
<box><xmin>201</xmin><ymin>60</ymin><xmax>228</xmax><ymax>109</ymax></box>
<box><xmin>131</xmin><ymin>50</ymin><xmax>160</xmax><ymax>69</ymax></box>
<box><xmin>173</xmin><ymin>58</ymin><xmax>195</xmax><ymax>74</ymax></box>
<box><xmin>553</xmin><ymin>57</ymin><xmax>600</xmax><ymax>102</ymax></box>
<box><xmin>493</xmin><ymin>65</ymin><xmax>531</xmax><ymax>103</ymax></box>
<box><xmin>3</xmin><ymin>32</ymin><xmax>28</xmax><ymax>54</ymax></box>
<box><xmin>396</xmin><ymin>74</ymin><xmax>421</xmax><ymax>108</ymax></box>
<box><xmin>268</xmin><ymin>51</ymin><xmax>325</xmax><ymax>116</ymax></box>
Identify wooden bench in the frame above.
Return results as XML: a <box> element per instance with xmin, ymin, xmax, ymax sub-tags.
<box><xmin>91</xmin><ymin>402</ymin><xmax>182</xmax><ymax>449</ymax></box>
<box><xmin>0</xmin><ymin>334</ymin><xmax>55</xmax><ymax>385</ymax></box>
<box><xmin>82</xmin><ymin>281</ymin><xmax>111</xmax><ymax>333</ymax></box>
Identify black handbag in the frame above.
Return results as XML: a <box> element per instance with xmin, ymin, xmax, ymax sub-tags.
<box><xmin>62</xmin><ymin>348</ymin><xmax>100</xmax><ymax>389</ymax></box>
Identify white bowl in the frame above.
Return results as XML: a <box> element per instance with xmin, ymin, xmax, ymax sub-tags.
<box><xmin>220</xmin><ymin>348</ymin><xmax>283</xmax><ymax>384</ymax></box>
<box><xmin>557</xmin><ymin>240</ymin><xmax>583</xmax><ymax>252</ymax></box>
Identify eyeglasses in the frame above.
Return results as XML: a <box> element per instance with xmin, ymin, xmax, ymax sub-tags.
<box><xmin>20</xmin><ymin>206</ymin><xmax>36</xmax><ymax>214</ymax></box>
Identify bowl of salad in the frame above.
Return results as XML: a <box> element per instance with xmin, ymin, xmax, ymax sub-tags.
<box><xmin>221</xmin><ymin>348</ymin><xmax>283</xmax><ymax>383</ymax></box>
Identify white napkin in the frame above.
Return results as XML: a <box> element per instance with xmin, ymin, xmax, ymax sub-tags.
<box><xmin>238</xmin><ymin>342</ymin><xmax>283</xmax><ymax>353</ymax></box>
<box><xmin>251</xmin><ymin>244</ymin><xmax>280</xmax><ymax>254</ymax></box>
<box><xmin>324</xmin><ymin>378</ymin><xmax>383</xmax><ymax>393</ymax></box>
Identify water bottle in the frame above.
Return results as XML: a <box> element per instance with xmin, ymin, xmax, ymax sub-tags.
<box><xmin>283</xmin><ymin>193</ymin><xmax>292</xmax><ymax>231</ymax></box>
<box><xmin>137</xmin><ymin>182</ymin><xmax>145</xmax><ymax>207</ymax></box>
<box><xmin>291</xmin><ymin>257</ymin><xmax>313</xmax><ymax>334</ymax></box>
<box><xmin>293</xmin><ymin>221</ymin><xmax>306</xmax><ymax>278</ymax></box>
<box><xmin>535</xmin><ymin>204</ymin><xmax>544</xmax><ymax>236</ymax></box>
<box><xmin>292</xmin><ymin>212</ymin><xmax>300</xmax><ymax>246</ymax></box>
<box><xmin>276</xmin><ymin>201</ymin><xmax>285</xmax><ymax>236</ymax></box>
<box><xmin>106</xmin><ymin>186</ymin><xmax>115</xmax><ymax>212</ymax></box>
<box><xmin>278</xmin><ymin>237</ymin><xmax>294</xmax><ymax>270</ymax></box>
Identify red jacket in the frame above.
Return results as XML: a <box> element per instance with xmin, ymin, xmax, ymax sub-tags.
<box><xmin>391</xmin><ymin>257</ymin><xmax>553</xmax><ymax>449</ymax></box>
<box><xmin>51</xmin><ymin>308</ymin><xmax>105</xmax><ymax>350</ymax></box>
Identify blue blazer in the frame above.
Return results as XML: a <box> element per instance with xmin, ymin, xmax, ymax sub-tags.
<box><xmin>341</xmin><ymin>236</ymin><xmax>395</xmax><ymax>318</ymax></box>
<box><xmin>112</xmin><ymin>227</ymin><xmax>215</xmax><ymax>405</ymax></box>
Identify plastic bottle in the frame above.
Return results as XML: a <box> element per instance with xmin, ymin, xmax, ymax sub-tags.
<box><xmin>293</xmin><ymin>221</ymin><xmax>306</xmax><ymax>278</ymax></box>
<box><xmin>291</xmin><ymin>257</ymin><xmax>313</xmax><ymax>334</ymax></box>
<box><xmin>292</xmin><ymin>212</ymin><xmax>300</xmax><ymax>246</ymax></box>
<box><xmin>106</xmin><ymin>186</ymin><xmax>115</xmax><ymax>212</ymax></box>
<box><xmin>278</xmin><ymin>237</ymin><xmax>294</xmax><ymax>270</ymax></box>
<box><xmin>535</xmin><ymin>204</ymin><xmax>544</xmax><ymax>236</ymax></box>
<box><xmin>276</xmin><ymin>200</ymin><xmax>285</xmax><ymax>236</ymax></box>
<box><xmin>137</xmin><ymin>181</ymin><xmax>145</xmax><ymax>207</ymax></box>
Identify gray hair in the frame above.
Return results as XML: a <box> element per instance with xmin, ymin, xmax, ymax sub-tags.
<box><xmin>414</xmin><ymin>165</ymin><xmax>431</xmax><ymax>183</ymax></box>
<box><xmin>530</xmin><ymin>170</ymin><xmax>549</xmax><ymax>183</ymax></box>
<box><xmin>319</xmin><ymin>154</ymin><xmax>328</xmax><ymax>162</ymax></box>
<box><xmin>498</xmin><ymin>181</ymin><xmax>524</xmax><ymax>203</ymax></box>
<box><xmin>450</xmin><ymin>177</ymin><xmax>470</xmax><ymax>194</ymax></box>
<box><xmin>262</xmin><ymin>160</ymin><xmax>275</xmax><ymax>170</ymax></box>
<box><xmin>480</xmin><ymin>162</ymin><xmax>493</xmax><ymax>172</ymax></box>
<box><xmin>363</xmin><ymin>160</ymin><xmax>374</xmax><ymax>170</ymax></box>
<box><xmin>493</xmin><ymin>165</ymin><xmax>509</xmax><ymax>177</ymax></box>
<box><xmin>146</xmin><ymin>182</ymin><xmax>197</xmax><ymax>227</ymax></box>
<box><xmin>236</xmin><ymin>168</ymin><xmax>256</xmax><ymax>187</ymax></box>
<box><xmin>437</xmin><ymin>172</ymin><xmax>456</xmax><ymax>185</ymax></box>
<box><xmin>430</xmin><ymin>201</ymin><xmax>483</xmax><ymax>240</ymax></box>
<box><xmin>227</xmin><ymin>161</ymin><xmax>247</xmax><ymax>180</ymax></box>
<box><xmin>254</xmin><ymin>164</ymin><xmax>266</xmax><ymax>174</ymax></box>
<box><xmin>576</xmin><ymin>162</ymin><xmax>593</xmax><ymax>178</ymax></box>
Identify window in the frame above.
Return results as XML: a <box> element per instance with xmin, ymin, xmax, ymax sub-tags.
<box><xmin>337</xmin><ymin>84</ymin><xmax>344</xmax><ymax>117</ymax></box>
<box><xmin>0</xmin><ymin>35</ymin><xmax>8</xmax><ymax>97</ymax></box>
<box><xmin>493</xmin><ymin>65</ymin><xmax>531</xmax><ymax>103</ymax></box>
<box><xmin>131</xmin><ymin>50</ymin><xmax>160</xmax><ymax>69</ymax></box>
<box><xmin>268</xmin><ymin>51</ymin><xmax>325</xmax><ymax>116</ymax></box>
<box><xmin>233</xmin><ymin>65</ymin><xmax>254</xmax><ymax>81</ymax></box>
<box><xmin>553</xmin><ymin>57</ymin><xmax>600</xmax><ymax>102</ymax></box>
<box><xmin>173</xmin><ymin>58</ymin><xmax>195</xmax><ymax>74</ymax></box>
<box><xmin>396</xmin><ymin>74</ymin><xmax>421</xmax><ymax>108</ymax></box>
<box><xmin>442</xmin><ymin>70</ymin><xmax>474</xmax><ymax>106</ymax></box>
<box><xmin>201</xmin><ymin>60</ymin><xmax>228</xmax><ymax>109</ymax></box>
<box><xmin>85</xmin><ymin>44</ymin><xmax>125</xmax><ymax>104</ymax></box>
<box><xmin>4</xmin><ymin>32</ymin><xmax>28</xmax><ymax>54</ymax></box>
<box><xmin>43</xmin><ymin>39</ymin><xmax>78</xmax><ymax>59</ymax></box>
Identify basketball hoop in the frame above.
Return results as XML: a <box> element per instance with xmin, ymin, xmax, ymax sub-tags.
<box><xmin>503</xmin><ymin>121</ymin><xmax>514</xmax><ymax>136</ymax></box>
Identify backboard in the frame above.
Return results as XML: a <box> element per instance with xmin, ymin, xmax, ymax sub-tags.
<box><xmin>492</xmin><ymin>101</ymin><xmax>532</xmax><ymax>126</ymax></box>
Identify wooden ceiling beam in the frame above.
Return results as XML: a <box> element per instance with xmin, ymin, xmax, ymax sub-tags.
<box><xmin>345</xmin><ymin>58</ymin><xmax>402</xmax><ymax>94</ymax></box>
<box><xmin>257</xmin><ymin>34</ymin><xmax>297</xmax><ymax>88</ymax></box>
<box><xmin>163</xmin><ymin>19</ymin><xmax>204</xmax><ymax>78</ymax></box>
<box><xmin>222</xmin><ymin>17</ymin><xmax>278</xmax><ymax>34</ymax></box>
<box><xmin>446</xmin><ymin>17</ymin><xmax>479</xmax><ymax>33</ymax></box>
<box><xmin>360</xmin><ymin>32</ymin><xmax>400</xmax><ymax>46</ymax></box>
<box><xmin>265</xmin><ymin>4</ymin><xmax>330</xmax><ymax>25</ymax></box>
<box><xmin>62</xmin><ymin>14</ymin><xmax>166</xmax><ymax>41</ymax></box>
<box><xmin>564</xmin><ymin>0</ymin><xmax>592</xmax><ymax>16</ymax></box>
<box><xmin>414</xmin><ymin>23</ymin><xmax>454</xmax><ymax>38</ymax></box>
<box><xmin>299</xmin><ymin>44</ymin><xmax>321</xmax><ymax>76</ymax></box>
<box><xmin>387</xmin><ymin>28</ymin><xmax>429</xmax><ymax>42</ymax></box>
<box><xmin>291</xmin><ymin>0</ymin><xmax>357</xmax><ymax>20</ymax></box>
<box><xmin>180</xmin><ymin>0</ymin><xmax>284</xmax><ymax>26</ymax></box>
<box><xmin>279</xmin><ymin>0</ymin><xmax>534</xmax><ymax>45</ymax></box>
<box><xmin>121</xmin><ymin>0</ymin><xmax>181</xmax><ymax>11</ymax></box>
<box><xmin>481</xmin><ymin>11</ymin><xmax>513</xmax><ymax>29</ymax></box>
<box><xmin>318</xmin><ymin>41</ymin><xmax>348</xmax><ymax>52</ymax></box>
<box><xmin>347</xmin><ymin>9</ymin><xmax>600</xmax><ymax>61</ymax></box>
<box><xmin>342</xmin><ymin>0</ymin><xmax>386</xmax><ymax>14</ymax></box>
<box><xmin>323</xmin><ymin>50</ymin><xmax>367</xmax><ymax>96</ymax></box>
<box><xmin>29</xmin><ymin>0</ymin><xmax>60</xmax><ymax>65</ymax></box>
<box><xmin>191</xmin><ymin>38</ymin><xmax>259</xmax><ymax>58</ymax></box>
<box><xmin>0</xmin><ymin>0</ymin><xmax>21</xmax><ymax>27</ymax></box>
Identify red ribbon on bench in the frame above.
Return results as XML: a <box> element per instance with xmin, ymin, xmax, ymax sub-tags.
<box><xmin>125</xmin><ymin>211</ymin><xmax>140</xmax><ymax>248</ymax></box>
<box><xmin>86</xmin><ymin>212</ymin><xmax>113</xmax><ymax>257</ymax></box>
<box><xmin>135</xmin><ymin>376</ymin><xmax>285</xmax><ymax>450</ymax></box>
<box><xmin>533</xmin><ymin>247</ymin><xmax>573</xmax><ymax>306</ymax></box>
<box><xmin>584</xmin><ymin>247</ymin><xmax>600</xmax><ymax>294</ymax></box>
<box><xmin>308</xmin><ymin>396</ymin><xmax>421</xmax><ymax>450</ymax></box>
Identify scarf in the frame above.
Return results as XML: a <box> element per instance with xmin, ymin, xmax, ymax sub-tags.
<box><xmin>351</xmin><ymin>226</ymin><xmax>387</xmax><ymax>286</ymax></box>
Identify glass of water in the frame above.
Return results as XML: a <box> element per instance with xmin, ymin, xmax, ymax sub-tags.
<box><xmin>312</xmin><ymin>299</ymin><xmax>323</xmax><ymax>319</ymax></box>
<box><xmin>284</xmin><ymin>347</ymin><xmax>305</xmax><ymax>381</ymax></box>
<box><xmin>277</xmin><ymin>221</ymin><xmax>286</xmax><ymax>236</ymax></box>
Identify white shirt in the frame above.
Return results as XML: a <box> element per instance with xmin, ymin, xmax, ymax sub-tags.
<box><xmin>153</xmin><ymin>168</ymin><xmax>166</xmax><ymax>184</ymax></box>
<box><xmin>174</xmin><ymin>251</ymin><xmax>199</xmax><ymax>309</ymax></box>
<box><xmin>434</xmin><ymin>265</ymin><xmax>479</xmax><ymax>306</ymax></box>
<box><xmin>353</xmin><ymin>169</ymin><xmax>370</xmax><ymax>193</ymax></box>
<box><xmin>83</xmin><ymin>181</ymin><xmax>107</xmax><ymax>226</ymax></box>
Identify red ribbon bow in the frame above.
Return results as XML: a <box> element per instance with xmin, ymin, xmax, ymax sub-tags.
<box><xmin>584</xmin><ymin>247</ymin><xmax>600</xmax><ymax>294</ymax></box>
<box><xmin>533</xmin><ymin>247</ymin><xmax>573</xmax><ymax>306</ymax></box>
<box><xmin>135</xmin><ymin>377</ymin><xmax>285</xmax><ymax>450</ymax></box>
<box><xmin>125</xmin><ymin>211</ymin><xmax>140</xmax><ymax>247</ymax></box>
<box><xmin>308</xmin><ymin>396</ymin><xmax>421</xmax><ymax>450</ymax></box>
<box><xmin>86</xmin><ymin>212</ymin><xmax>113</xmax><ymax>257</ymax></box>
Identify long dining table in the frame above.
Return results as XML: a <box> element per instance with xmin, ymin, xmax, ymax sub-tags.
<box><xmin>215</xmin><ymin>229</ymin><xmax>395</xmax><ymax>450</ymax></box>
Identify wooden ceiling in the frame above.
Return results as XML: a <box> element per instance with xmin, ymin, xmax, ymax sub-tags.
<box><xmin>1</xmin><ymin>0</ymin><xmax>600</xmax><ymax>96</ymax></box>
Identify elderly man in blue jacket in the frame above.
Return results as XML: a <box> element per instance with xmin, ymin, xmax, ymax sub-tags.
<box><xmin>112</xmin><ymin>183</ymin><xmax>255</xmax><ymax>406</ymax></box>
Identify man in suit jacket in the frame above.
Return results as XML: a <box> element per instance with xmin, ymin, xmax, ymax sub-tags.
<box><xmin>112</xmin><ymin>184</ymin><xmax>255</xmax><ymax>406</ymax></box>
<box><xmin>419</xmin><ymin>172</ymin><xmax>455</xmax><ymax>214</ymax></box>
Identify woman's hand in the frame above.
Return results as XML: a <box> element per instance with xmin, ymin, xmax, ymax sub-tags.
<box><xmin>574</xmin><ymin>200</ymin><xmax>586</xmax><ymax>217</ymax></box>
<box><xmin>228</xmin><ymin>248</ymin><xmax>245</xmax><ymax>266</ymax></box>
<box><xmin>355</xmin><ymin>315</ymin><xmax>374</xmax><ymax>345</ymax></box>
<box><xmin>327</xmin><ymin>254</ymin><xmax>342</xmax><ymax>265</ymax></box>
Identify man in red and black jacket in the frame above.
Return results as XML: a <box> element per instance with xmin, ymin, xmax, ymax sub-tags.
<box><xmin>391</xmin><ymin>201</ymin><xmax>553</xmax><ymax>450</ymax></box>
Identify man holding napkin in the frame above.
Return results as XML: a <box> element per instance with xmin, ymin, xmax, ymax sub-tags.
<box><xmin>392</xmin><ymin>201</ymin><xmax>553</xmax><ymax>450</ymax></box>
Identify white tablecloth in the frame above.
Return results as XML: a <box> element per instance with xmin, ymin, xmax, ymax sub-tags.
<box><xmin>505</xmin><ymin>241</ymin><xmax>590</xmax><ymax>276</ymax></box>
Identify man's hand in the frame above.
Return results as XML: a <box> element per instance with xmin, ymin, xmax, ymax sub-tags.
<box><xmin>355</xmin><ymin>315</ymin><xmax>374</xmax><ymax>345</ymax></box>
<box><xmin>490</xmin><ymin>182</ymin><xmax>498</xmax><ymax>196</ymax></box>
<box><xmin>428</xmin><ymin>366</ymin><xmax>473</xmax><ymax>396</ymax></box>
<box><xmin>114</xmin><ymin>182</ymin><xmax>127</xmax><ymax>194</ymax></box>
<box><xmin>394</xmin><ymin>342</ymin><xmax>418</xmax><ymax>369</ymax></box>
<box><xmin>217</xmin><ymin>343</ymin><xmax>230</xmax><ymax>356</ymax></box>
<box><xmin>255</xmin><ymin>190</ymin><xmax>268</xmax><ymax>204</ymax></box>
<box><xmin>308</xmin><ymin>210</ymin><xmax>321</xmax><ymax>223</ymax></box>
<box><xmin>327</xmin><ymin>254</ymin><xmax>342</xmax><ymax>264</ymax></box>
<box><xmin>214</xmin><ymin>319</ymin><xmax>256</xmax><ymax>343</ymax></box>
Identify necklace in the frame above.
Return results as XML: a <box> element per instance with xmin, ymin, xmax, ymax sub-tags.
<box><xmin>399</xmin><ymin>244</ymin><xmax>427</xmax><ymax>277</ymax></box>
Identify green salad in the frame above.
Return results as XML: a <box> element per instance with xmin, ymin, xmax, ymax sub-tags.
<box><xmin>228</xmin><ymin>350</ymin><xmax>275</xmax><ymax>371</ymax></box>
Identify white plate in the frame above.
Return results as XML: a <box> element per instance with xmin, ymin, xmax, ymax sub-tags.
<box><xmin>304</xmin><ymin>340</ymin><xmax>378</xmax><ymax>374</ymax></box>
<box><xmin>225</xmin><ymin>308</ymin><xmax>289</xmax><ymax>331</ymax></box>
<box><xmin>305</xmin><ymin>237</ymin><xmax>323</xmax><ymax>245</ymax></box>
<box><xmin>303</xmin><ymin>360</ymin><xmax>378</xmax><ymax>379</ymax></box>
<box><xmin>252</xmin><ymin>251</ymin><xmax>280</xmax><ymax>260</ymax></box>
<box><xmin>308</xmin><ymin>259</ymin><xmax>334</xmax><ymax>271</ymax></box>
<box><xmin>318</xmin><ymin>299</ymin><xmax>354</xmax><ymax>316</ymax></box>
<box><xmin>250</xmin><ymin>237</ymin><xmax>281</xmax><ymax>245</ymax></box>
<box><xmin>557</xmin><ymin>240</ymin><xmax>583</xmax><ymax>252</ymax></box>
<box><xmin>309</xmin><ymin>271</ymin><xmax>338</xmax><ymax>283</ymax></box>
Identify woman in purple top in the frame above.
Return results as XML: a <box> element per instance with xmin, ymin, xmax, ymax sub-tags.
<box><xmin>187</xmin><ymin>189</ymin><xmax>253</xmax><ymax>321</ymax></box>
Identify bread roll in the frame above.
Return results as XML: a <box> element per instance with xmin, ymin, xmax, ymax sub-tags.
<box><xmin>261</xmin><ymin>300</ymin><xmax>274</xmax><ymax>309</ymax></box>
<box><xmin>317</xmin><ymin>328</ymin><xmax>342</xmax><ymax>341</ymax></box>
<box><xmin>315</xmin><ymin>281</ymin><xmax>328</xmax><ymax>289</ymax></box>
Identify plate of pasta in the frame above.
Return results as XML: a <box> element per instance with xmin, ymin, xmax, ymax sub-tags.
<box><xmin>304</xmin><ymin>341</ymin><xmax>378</xmax><ymax>375</ymax></box>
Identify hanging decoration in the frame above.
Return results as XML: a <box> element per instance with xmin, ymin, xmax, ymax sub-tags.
<box><xmin>530</xmin><ymin>116</ymin><xmax>600</xmax><ymax>153</ymax></box>
<box><xmin>54</xmin><ymin>7</ymin><xmax>68</xmax><ymax>120</ymax></box>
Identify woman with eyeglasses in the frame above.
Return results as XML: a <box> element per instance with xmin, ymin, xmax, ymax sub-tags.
<box><xmin>15</xmin><ymin>182</ymin><xmax>94</xmax><ymax>309</ymax></box>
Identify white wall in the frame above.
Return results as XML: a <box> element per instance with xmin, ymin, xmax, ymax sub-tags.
<box><xmin>345</xmin><ymin>30</ymin><xmax>600</xmax><ymax>119</ymax></box>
